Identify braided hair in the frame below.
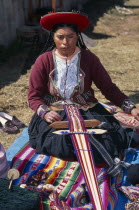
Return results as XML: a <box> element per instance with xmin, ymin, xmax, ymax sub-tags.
<box><xmin>41</xmin><ymin>23</ymin><xmax>88</xmax><ymax>54</ymax></box>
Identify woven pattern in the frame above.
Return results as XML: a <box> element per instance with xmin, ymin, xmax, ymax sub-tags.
<box><xmin>11</xmin><ymin>144</ymin><xmax>120</xmax><ymax>209</ymax></box>
<box><xmin>0</xmin><ymin>143</ymin><xmax>10</xmax><ymax>178</ymax></box>
<box><xmin>64</xmin><ymin>104</ymin><xmax>104</xmax><ymax>209</ymax></box>
<box><xmin>114</xmin><ymin>112</ymin><xmax>139</xmax><ymax>129</ymax></box>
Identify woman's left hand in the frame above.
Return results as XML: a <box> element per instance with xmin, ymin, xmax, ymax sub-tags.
<box><xmin>131</xmin><ymin>108</ymin><xmax>139</xmax><ymax>121</ymax></box>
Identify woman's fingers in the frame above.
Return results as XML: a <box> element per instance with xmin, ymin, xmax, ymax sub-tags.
<box><xmin>44</xmin><ymin>111</ymin><xmax>62</xmax><ymax>123</ymax></box>
<box><xmin>131</xmin><ymin>108</ymin><xmax>139</xmax><ymax>121</ymax></box>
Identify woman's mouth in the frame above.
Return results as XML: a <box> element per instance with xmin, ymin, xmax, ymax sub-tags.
<box><xmin>61</xmin><ymin>47</ymin><xmax>68</xmax><ymax>50</ymax></box>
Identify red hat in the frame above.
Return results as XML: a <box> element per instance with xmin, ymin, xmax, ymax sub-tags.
<box><xmin>40</xmin><ymin>12</ymin><xmax>89</xmax><ymax>31</ymax></box>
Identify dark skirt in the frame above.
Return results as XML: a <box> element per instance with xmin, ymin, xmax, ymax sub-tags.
<box><xmin>28</xmin><ymin>103</ymin><xmax>139</xmax><ymax>164</ymax></box>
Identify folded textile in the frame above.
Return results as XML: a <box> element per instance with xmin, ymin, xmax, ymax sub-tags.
<box><xmin>0</xmin><ymin>143</ymin><xmax>10</xmax><ymax>178</ymax></box>
<box><xmin>114</xmin><ymin>112</ymin><xmax>139</xmax><ymax>130</ymax></box>
<box><xmin>119</xmin><ymin>186</ymin><xmax>139</xmax><ymax>203</ymax></box>
<box><xmin>125</xmin><ymin>202</ymin><xmax>139</xmax><ymax>209</ymax></box>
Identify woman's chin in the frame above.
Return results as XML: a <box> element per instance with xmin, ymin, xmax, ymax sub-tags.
<box><xmin>59</xmin><ymin>49</ymin><xmax>75</xmax><ymax>57</ymax></box>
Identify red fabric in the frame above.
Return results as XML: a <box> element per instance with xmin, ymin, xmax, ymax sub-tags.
<box><xmin>28</xmin><ymin>49</ymin><xmax>128</xmax><ymax>112</ymax></box>
<box><xmin>40</xmin><ymin>12</ymin><xmax>89</xmax><ymax>31</ymax></box>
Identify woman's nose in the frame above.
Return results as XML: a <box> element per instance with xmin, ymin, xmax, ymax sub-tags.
<box><xmin>63</xmin><ymin>38</ymin><xmax>68</xmax><ymax>44</ymax></box>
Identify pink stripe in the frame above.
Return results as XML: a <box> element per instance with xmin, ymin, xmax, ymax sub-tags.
<box><xmin>12</xmin><ymin>143</ymin><xmax>36</xmax><ymax>172</ymax></box>
<box><xmin>74</xmin><ymin>142</ymin><xmax>101</xmax><ymax>207</ymax></box>
<box><xmin>64</xmin><ymin>105</ymin><xmax>104</xmax><ymax>210</ymax></box>
<box><xmin>101</xmin><ymin>176</ymin><xmax>110</xmax><ymax>209</ymax></box>
<box><xmin>12</xmin><ymin>143</ymin><xmax>31</xmax><ymax>165</ymax></box>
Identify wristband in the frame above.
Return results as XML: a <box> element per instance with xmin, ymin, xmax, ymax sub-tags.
<box><xmin>37</xmin><ymin>105</ymin><xmax>51</xmax><ymax>119</ymax></box>
<box><xmin>121</xmin><ymin>99</ymin><xmax>136</xmax><ymax>114</ymax></box>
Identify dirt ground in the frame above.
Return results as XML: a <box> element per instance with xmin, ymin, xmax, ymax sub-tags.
<box><xmin>0</xmin><ymin>0</ymin><xmax>139</xmax><ymax>150</ymax></box>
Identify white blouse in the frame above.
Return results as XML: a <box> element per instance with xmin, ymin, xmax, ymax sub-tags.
<box><xmin>54</xmin><ymin>49</ymin><xmax>80</xmax><ymax>100</ymax></box>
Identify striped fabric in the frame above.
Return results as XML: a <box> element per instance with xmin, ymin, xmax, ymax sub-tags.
<box><xmin>0</xmin><ymin>143</ymin><xmax>10</xmax><ymax>178</ymax></box>
<box><xmin>114</xmin><ymin>112</ymin><xmax>139</xmax><ymax>129</ymax></box>
<box><xmin>119</xmin><ymin>186</ymin><xmax>139</xmax><ymax>202</ymax></box>
<box><xmin>10</xmin><ymin>141</ymin><xmax>121</xmax><ymax>209</ymax></box>
<box><xmin>64</xmin><ymin>104</ymin><xmax>103</xmax><ymax>210</ymax></box>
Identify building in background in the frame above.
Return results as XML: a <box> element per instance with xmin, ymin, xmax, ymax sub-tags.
<box><xmin>0</xmin><ymin>0</ymin><xmax>90</xmax><ymax>46</ymax></box>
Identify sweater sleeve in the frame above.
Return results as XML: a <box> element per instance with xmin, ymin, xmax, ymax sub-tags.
<box><xmin>90</xmin><ymin>53</ymin><xmax>128</xmax><ymax>107</ymax></box>
<box><xmin>28</xmin><ymin>54</ymin><xmax>50</xmax><ymax>112</ymax></box>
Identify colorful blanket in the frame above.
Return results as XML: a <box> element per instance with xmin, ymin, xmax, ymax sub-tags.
<box><xmin>6</xmin><ymin>128</ymin><xmax>122</xmax><ymax>210</ymax></box>
<box><xmin>10</xmin><ymin>141</ymin><xmax>121</xmax><ymax>209</ymax></box>
<box><xmin>6</xmin><ymin>127</ymin><xmax>139</xmax><ymax>209</ymax></box>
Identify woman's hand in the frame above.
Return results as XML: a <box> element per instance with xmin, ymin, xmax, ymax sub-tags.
<box><xmin>131</xmin><ymin>108</ymin><xmax>139</xmax><ymax>121</ymax></box>
<box><xmin>44</xmin><ymin>111</ymin><xmax>62</xmax><ymax>123</ymax></box>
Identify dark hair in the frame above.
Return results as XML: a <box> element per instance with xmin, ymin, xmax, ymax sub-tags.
<box><xmin>52</xmin><ymin>23</ymin><xmax>79</xmax><ymax>34</ymax></box>
<box><xmin>41</xmin><ymin>23</ymin><xmax>87</xmax><ymax>53</ymax></box>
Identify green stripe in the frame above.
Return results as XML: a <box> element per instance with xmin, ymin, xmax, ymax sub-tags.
<box><xmin>52</xmin><ymin>161</ymin><xmax>74</xmax><ymax>186</ymax></box>
<box><xmin>58</xmin><ymin>164</ymin><xmax>81</xmax><ymax>200</ymax></box>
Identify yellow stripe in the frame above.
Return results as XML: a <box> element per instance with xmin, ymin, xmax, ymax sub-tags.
<box><xmin>43</xmin><ymin>157</ymin><xmax>66</xmax><ymax>184</ymax></box>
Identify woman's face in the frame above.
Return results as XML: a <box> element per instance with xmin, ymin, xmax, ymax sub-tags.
<box><xmin>53</xmin><ymin>27</ymin><xmax>78</xmax><ymax>57</ymax></box>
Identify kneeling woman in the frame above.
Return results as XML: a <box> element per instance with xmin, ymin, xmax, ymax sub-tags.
<box><xmin>28</xmin><ymin>12</ymin><xmax>139</xmax><ymax>164</ymax></box>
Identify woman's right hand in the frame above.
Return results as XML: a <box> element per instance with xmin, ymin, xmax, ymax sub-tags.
<box><xmin>131</xmin><ymin>108</ymin><xmax>139</xmax><ymax>121</ymax></box>
<box><xmin>44</xmin><ymin>111</ymin><xmax>62</xmax><ymax>124</ymax></box>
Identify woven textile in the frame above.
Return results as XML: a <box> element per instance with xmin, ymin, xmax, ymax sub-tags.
<box><xmin>64</xmin><ymin>104</ymin><xmax>103</xmax><ymax>209</ymax></box>
<box><xmin>0</xmin><ymin>143</ymin><xmax>10</xmax><ymax>178</ymax></box>
<box><xmin>11</xmin><ymin>142</ymin><xmax>120</xmax><ymax>209</ymax></box>
<box><xmin>125</xmin><ymin>202</ymin><xmax>139</xmax><ymax>209</ymax></box>
<box><xmin>119</xmin><ymin>185</ymin><xmax>139</xmax><ymax>210</ymax></box>
<box><xmin>114</xmin><ymin>112</ymin><xmax>139</xmax><ymax>129</ymax></box>
<box><xmin>119</xmin><ymin>186</ymin><xmax>139</xmax><ymax>202</ymax></box>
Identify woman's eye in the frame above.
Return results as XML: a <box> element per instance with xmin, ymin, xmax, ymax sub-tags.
<box><xmin>57</xmin><ymin>36</ymin><xmax>64</xmax><ymax>40</ymax></box>
<box><xmin>68</xmin><ymin>36</ymin><xmax>73</xmax><ymax>38</ymax></box>
<box><xmin>56</xmin><ymin>35</ymin><xmax>74</xmax><ymax>40</ymax></box>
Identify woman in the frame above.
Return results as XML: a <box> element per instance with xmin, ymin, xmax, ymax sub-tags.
<box><xmin>28</xmin><ymin>12</ymin><xmax>139</xmax><ymax>164</ymax></box>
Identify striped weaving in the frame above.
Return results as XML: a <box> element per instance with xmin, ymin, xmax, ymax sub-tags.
<box><xmin>64</xmin><ymin>104</ymin><xmax>104</xmax><ymax>210</ymax></box>
<box><xmin>11</xmin><ymin>143</ymin><xmax>121</xmax><ymax>209</ymax></box>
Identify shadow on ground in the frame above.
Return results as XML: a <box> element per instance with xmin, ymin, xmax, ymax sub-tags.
<box><xmin>124</xmin><ymin>91</ymin><xmax>139</xmax><ymax>103</ymax></box>
<box><xmin>83</xmin><ymin>0</ymin><xmax>127</xmax><ymax>38</ymax></box>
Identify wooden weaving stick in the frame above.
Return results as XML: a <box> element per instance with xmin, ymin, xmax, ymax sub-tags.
<box><xmin>50</xmin><ymin>119</ymin><xmax>101</xmax><ymax>129</ymax></box>
<box><xmin>53</xmin><ymin>128</ymin><xmax>107</xmax><ymax>135</ymax></box>
<box><xmin>64</xmin><ymin>104</ymin><xmax>104</xmax><ymax>210</ymax></box>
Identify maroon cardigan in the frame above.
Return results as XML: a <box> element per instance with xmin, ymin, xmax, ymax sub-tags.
<box><xmin>28</xmin><ymin>49</ymin><xmax>127</xmax><ymax>112</ymax></box>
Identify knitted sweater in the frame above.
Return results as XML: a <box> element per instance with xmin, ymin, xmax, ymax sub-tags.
<box><xmin>28</xmin><ymin>49</ymin><xmax>127</xmax><ymax>112</ymax></box>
